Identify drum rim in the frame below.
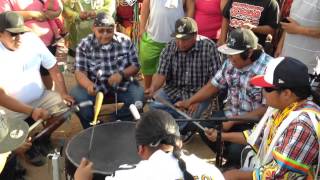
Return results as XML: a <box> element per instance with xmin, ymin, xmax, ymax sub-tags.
<box><xmin>65</xmin><ymin>121</ymin><xmax>137</xmax><ymax>175</ymax></box>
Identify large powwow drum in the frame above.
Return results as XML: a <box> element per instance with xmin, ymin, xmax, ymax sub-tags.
<box><xmin>65</xmin><ymin>121</ymin><xmax>140</xmax><ymax>180</ymax></box>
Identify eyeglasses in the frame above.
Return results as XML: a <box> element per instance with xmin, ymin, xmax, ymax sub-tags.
<box><xmin>263</xmin><ymin>87</ymin><xmax>279</xmax><ymax>93</ymax></box>
<box><xmin>6</xmin><ymin>31</ymin><xmax>24</xmax><ymax>37</ymax></box>
<box><xmin>97</xmin><ymin>28</ymin><xmax>114</xmax><ymax>34</ymax></box>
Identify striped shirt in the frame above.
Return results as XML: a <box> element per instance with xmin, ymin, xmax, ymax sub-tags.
<box><xmin>157</xmin><ymin>35</ymin><xmax>221</xmax><ymax>100</ymax></box>
<box><xmin>75</xmin><ymin>32</ymin><xmax>140</xmax><ymax>93</ymax></box>
<box><xmin>211</xmin><ymin>52</ymin><xmax>272</xmax><ymax>117</ymax></box>
<box><xmin>244</xmin><ymin>101</ymin><xmax>320</xmax><ymax>179</ymax></box>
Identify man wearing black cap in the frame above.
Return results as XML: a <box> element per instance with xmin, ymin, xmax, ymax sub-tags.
<box><xmin>70</xmin><ymin>12</ymin><xmax>144</xmax><ymax>128</ymax></box>
<box><xmin>145</xmin><ymin>17</ymin><xmax>221</xmax><ymax>141</ymax></box>
<box><xmin>206</xmin><ymin>57</ymin><xmax>320</xmax><ymax>179</ymax></box>
<box><xmin>0</xmin><ymin>11</ymin><xmax>74</xmax><ymax>166</ymax></box>
<box><xmin>176</xmin><ymin>28</ymin><xmax>273</xmax><ymax>166</ymax></box>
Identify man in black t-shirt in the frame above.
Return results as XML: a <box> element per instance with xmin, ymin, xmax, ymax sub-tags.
<box><xmin>218</xmin><ymin>0</ymin><xmax>279</xmax><ymax>48</ymax></box>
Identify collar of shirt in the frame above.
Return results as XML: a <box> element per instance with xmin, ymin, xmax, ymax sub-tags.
<box><xmin>173</xmin><ymin>35</ymin><xmax>201</xmax><ymax>53</ymax></box>
<box><xmin>235</xmin><ymin>52</ymin><xmax>267</xmax><ymax>74</ymax></box>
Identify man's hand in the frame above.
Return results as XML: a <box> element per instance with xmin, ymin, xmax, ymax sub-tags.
<box><xmin>205</xmin><ymin>128</ymin><xmax>218</xmax><ymax>142</ymax></box>
<box><xmin>86</xmin><ymin>83</ymin><xmax>96</xmax><ymax>96</ymax></box>
<box><xmin>74</xmin><ymin>158</ymin><xmax>93</xmax><ymax>180</ymax></box>
<box><xmin>32</xmin><ymin>108</ymin><xmax>49</xmax><ymax>121</ymax></box>
<box><xmin>242</xmin><ymin>22</ymin><xmax>257</xmax><ymax>30</ymax></box>
<box><xmin>31</xmin><ymin>11</ymin><xmax>47</xmax><ymax>21</ymax></box>
<box><xmin>79</xmin><ymin>11</ymin><xmax>90</xmax><ymax>20</ymax></box>
<box><xmin>280</xmin><ymin>17</ymin><xmax>301</xmax><ymax>34</ymax></box>
<box><xmin>188</xmin><ymin>103</ymin><xmax>199</xmax><ymax>115</ymax></box>
<box><xmin>14</xmin><ymin>137</ymin><xmax>32</xmax><ymax>155</ymax></box>
<box><xmin>61</xmin><ymin>94</ymin><xmax>75</xmax><ymax>106</ymax></box>
<box><xmin>144</xmin><ymin>87</ymin><xmax>155</xmax><ymax>99</ymax></box>
<box><xmin>107</xmin><ymin>72</ymin><xmax>122</xmax><ymax>87</ymax></box>
<box><xmin>175</xmin><ymin>100</ymin><xmax>190</xmax><ymax>110</ymax></box>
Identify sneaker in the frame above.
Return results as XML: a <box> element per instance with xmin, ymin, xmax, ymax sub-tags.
<box><xmin>25</xmin><ymin>146</ymin><xmax>46</xmax><ymax>166</ymax></box>
<box><xmin>181</xmin><ymin>131</ymin><xmax>194</xmax><ymax>144</ymax></box>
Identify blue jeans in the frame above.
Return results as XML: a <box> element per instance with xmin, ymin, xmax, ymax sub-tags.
<box><xmin>70</xmin><ymin>83</ymin><xmax>144</xmax><ymax>129</ymax></box>
<box><xmin>148</xmin><ymin>89</ymin><xmax>210</xmax><ymax>133</ymax></box>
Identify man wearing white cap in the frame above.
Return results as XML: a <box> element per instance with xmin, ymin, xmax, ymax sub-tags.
<box><xmin>176</xmin><ymin>28</ymin><xmax>273</xmax><ymax>167</ymax></box>
<box><xmin>206</xmin><ymin>57</ymin><xmax>320</xmax><ymax>179</ymax></box>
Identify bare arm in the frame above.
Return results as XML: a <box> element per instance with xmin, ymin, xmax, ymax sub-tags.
<box><xmin>217</xmin><ymin>17</ymin><xmax>229</xmax><ymax>46</ymax></box>
<box><xmin>184</xmin><ymin>0</ymin><xmax>195</xmax><ymax>18</ymax></box>
<box><xmin>145</xmin><ymin>74</ymin><xmax>166</xmax><ymax>97</ymax></box>
<box><xmin>0</xmin><ymin>88</ymin><xmax>33</xmax><ymax>115</ymax></box>
<box><xmin>189</xmin><ymin>81</ymin><xmax>219</xmax><ymax>105</ymax></box>
<box><xmin>139</xmin><ymin>0</ymin><xmax>150</xmax><ymax>37</ymax></box>
<box><xmin>205</xmin><ymin>128</ymin><xmax>247</xmax><ymax>144</ymax></box>
<box><xmin>251</xmin><ymin>25</ymin><xmax>275</xmax><ymax>36</ymax></box>
<box><xmin>75</xmin><ymin>70</ymin><xmax>94</xmax><ymax>91</ymax></box>
<box><xmin>281</xmin><ymin>17</ymin><xmax>320</xmax><ymax>38</ymax></box>
<box><xmin>49</xmin><ymin>64</ymin><xmax>75</xmax><ymax>104</ymax></box>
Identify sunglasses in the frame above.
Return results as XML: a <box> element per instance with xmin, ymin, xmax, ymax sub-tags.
<box><xmin>97</xmin><ymin>28</ymin><xmax>114</xmax><ymax>34</ymax></box>
<box><xmin>6</xmin><ymin>31</ymin><xmax>24</xmax><ymax>37</ymax></box>
<box><xmin>263</xmin><ymin>87</ymin><xmax>279</xmax><ymax>93</ymax></box>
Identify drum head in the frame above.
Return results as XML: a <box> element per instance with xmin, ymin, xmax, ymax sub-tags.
<box><xmin>65</xmin><ymin>121</ymin><xmax>140</xmax><ymax>176</ymax></box>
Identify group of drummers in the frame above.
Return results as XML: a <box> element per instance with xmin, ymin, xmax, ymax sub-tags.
<box><xmin>0</xmin><ymin>5</ymin><xmax>320</xmax><ymax>180</ymax></box>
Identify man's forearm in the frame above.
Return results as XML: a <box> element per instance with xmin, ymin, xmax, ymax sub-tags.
<box><xmin>75</xmin><ymin>70</ymin><xmax>94</xmax><ymax>89</ymax></box>
<box><xmin>49</xmin><ymin>64</ymin><xmax>69</xmax><ymax>95</ymax></box>
<box><xmin>189</xmin><ymin>82</ymin><xmax>218</xmax><ymax>105</ymax></box>
<box><xmin>232</xmin><ymin>106</ymin><xmax>267</xmax><ymax>125</ymax></box>
<box><xmin>222</xmin><ymin>132</ymin><xmax>247</xmax><ymax>144</ymax></box>
<box><xmin>122</xmin><ymin>65</ymin><xmax>139</xmax><ymax>78</ymax></box>
<box><xmin>297</xmin><ymin>26</ymin><xmax>320</xmax><ymax>38</ymax></box>
<box><xmin>0</xmin><ymin>88</ymin><xmax>33</xmax><ymax>115</ymax></box>
<box><xmin>252</xmin><ymin>25</ymin><xmax>275</xmax><ymax>36</ymax></box>
<box><xmin>150</xmin><ymin>74</ymin><xmax>166</xmax><ymax>92</ymax></box>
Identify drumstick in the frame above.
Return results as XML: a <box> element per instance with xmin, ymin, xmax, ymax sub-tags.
<box><xmin>153</xmin><ymin>95</ymin><xmax>205</xmax><ymax>131</ymax></box>
<box><xmin>90</xmin><ymin>92</ymin><xmax>104</xmax><ymax>126</ymax></box>
<box><xmin>28</xmin><ymin>119</ymin><xmax>44</xmax><ymax>133</ymax></box>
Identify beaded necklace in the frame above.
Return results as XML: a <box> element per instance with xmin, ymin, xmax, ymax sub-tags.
<box><xmin>266</xmin><ymin>102</ymin><xmax>300</xmax><ymax>146</ymax></box>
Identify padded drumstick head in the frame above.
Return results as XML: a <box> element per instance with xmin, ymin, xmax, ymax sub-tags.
<box><xmin>91</xmin><ymin>92</ymin><xmax>104</xmax><ymax>126</ymax></box>
<box><xmin>129</xmin><ymin>104</ymin><xmax>140</xmax><ymax>120</ymax></box>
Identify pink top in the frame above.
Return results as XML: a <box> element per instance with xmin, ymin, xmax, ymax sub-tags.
<box><xmin>195</xmin><ymin>0</ymin><xmax>223</xmax><ymax>40</ymax></box>
<box><xmin>0</xmin><ymin>0</ymin><xmax>55</xmax><ymax>46</ymax></box>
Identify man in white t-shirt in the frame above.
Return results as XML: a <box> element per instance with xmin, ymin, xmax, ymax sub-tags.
<box><xmin>74</xmin><ymin>110</ymin><xmax>225</xmax><ymax>180</ymax></box>
<box><xmin>0</xmin><ymin>11</ymin><xmax>74</xmax><ymax>166</ymax></box>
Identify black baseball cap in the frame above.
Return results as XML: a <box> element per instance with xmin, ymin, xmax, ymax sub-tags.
<box><xmin>0</xmin><ymin>11</ymin><xmax>30</xmax><ymax>33</ymax></box>
<box><xmin>171</xmin><ymin>17</ymin><xmax>198</xmax><ymax>40</ymax></box>
<box><xmin>218</xmin><ymin>28</ymin><xmax>258</xmax><ymax>55</ymax></box>
<box><xmin>250</xmin><ymin>57</ymin><xmax>310</xmax><ymax>88</ymax></box>
<box><xmin>94</xmin><ymin>12</ymin><xmax>115</xmax><ymax>28</ymax></box>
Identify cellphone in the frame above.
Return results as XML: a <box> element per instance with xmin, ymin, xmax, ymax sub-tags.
<box><xmin>281</xmin><ymin>17</ymin><xmax>290</xmax><ymax>23</ymax></box>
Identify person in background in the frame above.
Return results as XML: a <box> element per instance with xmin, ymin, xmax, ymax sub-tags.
<box><xmin>74</xmin><ymin>110</ymin><xmax>225</xmax><ymax>180</ymax></box>
<box><xmin>63</xmin><ymin>0</ymin><xmax>116</xmax><ymax>58</ymax></box>
<box><xmin>274</xmin><ymin>0</ymin><xmax>320</xmax><ymax>75</ymax></box>
<box><xmin>194</xmin><ymin>0</ymin><xmax>225</xmax><ymax>42</ymax></box>
<box><xmin>217</xmin><ymin>0</ymin><xmax>279</xmax><ymax>49</ymax></box>
<box><xmin>0</xmin><ymin>0</ymin><xmax>64</xmax><ymax>90</ymax></box>
<box><xmin>139</xmin><ymin>0</ymin><xmax>195</xmax><ymax>89</ymax></box>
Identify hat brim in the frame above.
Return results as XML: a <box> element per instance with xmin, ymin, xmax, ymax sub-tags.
<box><xmin>250</xmin><ymin>75</ymin><xmax>274</xmax><ymax>88</ymax></box>
<box><xmin>0</xmin><ymin>118</ymin><xmax>29</xmax><ymax>153</ymax></box>
<box><xmin>218</xmin><ymin>44</ymin><xmax>245</xmax><ymax>55</ymax></box>
<box><xmin>171</xmin><ymin>32</ymin><xmax>194</xmax><ymax>40</ymax></box>
<box><xmin>6</xmin><ymin>26</ymin><xmax>30</xmax><ymax>33</ymax></box>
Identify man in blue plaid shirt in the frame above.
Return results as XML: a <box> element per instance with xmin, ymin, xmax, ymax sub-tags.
<box><xmin>70</xmin><ymin>12</ymin><xmax>144</xmax><ymax>129</ymax></box>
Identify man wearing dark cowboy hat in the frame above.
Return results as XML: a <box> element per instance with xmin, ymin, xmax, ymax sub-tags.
<box><xmin>145</xmin><ymin>17</ymin><xmax>221</xmax><ymax>142</ymax></box>
<box><xmin>70</xmin><ymin>12</ymin><xmax>144</xmax><ymax>128</ymax></box>
<box><xmin>176</xmin><ymin>28</ymin><xmax>273</xmax><ymax>167</ymax></box>
<box><xmin>206</xmin><ymin>57</ymin><xmax>320</xmax><ymax>179</ymax></box>
<box><xmin>0</xmin><ymin>11</ymin><xmax>74</xmax><ymax>166</ymax></box>
<box><xmin>74</xmin><ymin>110</ymin><xmax>224</xmax><ymax>180</ymax></box>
